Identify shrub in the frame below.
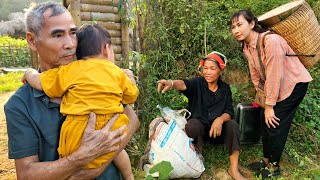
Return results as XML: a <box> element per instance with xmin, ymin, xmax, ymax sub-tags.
<box><xmin>134</xmin><ymin>0</ymin><xmax>320</xmax><ymax>177</ymax></box>
<box><xmin>138</xmin><ymin>0</ymin><xmax>293</xmax><ymax>137</ymax></box>
<box><xmin>289</xmin><ymin>63</ymin><xmax>320</xmax><ymax>155</ymax></box>
<box><xmin>0</xmin><ymin>71</ymin><xmax>24</xmax><ymax>93</ymax></box>
<box><xmin>0</xmin><ymin>35</ymin><xmax>30</xmax><ymax>67</ymax></box>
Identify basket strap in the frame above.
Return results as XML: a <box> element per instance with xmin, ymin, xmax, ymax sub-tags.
<box><xmin>286</xmin><ymin>54</ymin><xmax>316</xmax><ymax>57</ymax></box>
<box><xmin>256</xmin><ymin>33</ymin><xmax>266</xmax><ymax>83</ymax></box>
<box><xmin>256</xmin><ymin>31</ymin><xmax>276</xmax><ymax>84</ymax></box>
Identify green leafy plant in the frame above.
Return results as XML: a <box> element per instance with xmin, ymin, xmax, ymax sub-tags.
<box><xmin>134</xmin><ymin>0</ymin><xmax>320</xmax><ymax>179</ymax></box>
<box><xmin>295</xmin><ymin>63</ymin><xmax>320</xmax><ymax>127</ymax></box>
<box><xmin>0</xmin><ymin>71</ymin><xmax>24</xmax><ymax>93</ymax></box>
<box><xmin>145</xmin><ymin>161</ymin><xmax>173</xmax><ymax>180</ymax></box>
<box><xmin>0</xmin><ymin>36</ymin><xmax>30</xmax><ymax>67</ymax></box>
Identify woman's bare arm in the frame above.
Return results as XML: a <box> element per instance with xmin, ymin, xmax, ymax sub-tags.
<box><xmin>157</xmin><ymin>79</ymin><xmax>187</xmax><ymax>93</ymax></box>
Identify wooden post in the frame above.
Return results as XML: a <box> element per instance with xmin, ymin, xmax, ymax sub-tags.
<box><xmin>137</xmin><ymin>10</ymin><xmax>144</xmax><ymax>52</ymax></box>
<box><xmin>70</xmin><ymin>0</ymin><xmax>81</xmax><ymax>26</ymax></box>
<box><xmin>121</xmin><ymin>1</ymin><xmax>129</xmax><ymax>62</ymax></box>
<box><xmin>135</xmin><ymin>0</ymin><xmax>144</xmax><ymax>53</ymax></box>
<box><xmin>133</xmin><ymin>26</ymin><xmax>137</xmax><ymax>51</ymax></box>
<box><xmin>29</xmin><ymin>49</ymin><xmax>39</xmax><ymax>69</ymax></box>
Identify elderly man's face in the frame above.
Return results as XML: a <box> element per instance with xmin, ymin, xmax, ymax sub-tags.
<box><xmin>30</xmin><ymin>9</ymin><xmax>78</xmax><ymax>71</ymax></box>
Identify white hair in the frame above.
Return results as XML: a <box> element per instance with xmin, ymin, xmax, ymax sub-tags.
<box><xmin>25</xmin><ymin>1</ymin><xmax>67</xmax><ymax>37</ymax></box>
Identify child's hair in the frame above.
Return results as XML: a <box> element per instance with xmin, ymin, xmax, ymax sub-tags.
<box><xmin>76</xmin><ymin>24</ymin><xmax>112</xmax><ymax>59</ymax></box>
<box><xmin>230</xmin><ymin>10</ymin><xmax>268</xmax><ymax>33</ymax></box>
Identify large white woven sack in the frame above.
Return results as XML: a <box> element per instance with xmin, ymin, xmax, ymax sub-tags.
<box><xmin>146</xmin><ymin>118</ymin><xmax>205</xmax><ymax>179</ymax></box>
<box><xmin>156</xmin><ymin>105</ymin><xmax>190</xmax><ymax>130</ymax></box>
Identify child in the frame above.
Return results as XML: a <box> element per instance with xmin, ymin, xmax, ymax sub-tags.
<box><xmin>22</xmin><ymin>24</ymin><xmax>139</xmax><ymax>180</ymax></box>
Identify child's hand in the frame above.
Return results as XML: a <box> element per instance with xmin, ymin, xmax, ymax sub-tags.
<box><xmin>21</xmin><ymin>68</ymin><xmax>37</xmax><ymax>84</ymax></box>
<box><xmin>21</xmin><ymin>69</ymin><xmax>29</xmax><ymax>84</ymax></box>
<box><xmin>21</xmin><ymin>75</ymin><xmax>27</xmax><ymax>83</ymax></box>
<box><xmin>122</xmin><ymin>69</ymin><xmax>134</xmax><ymax>77</ymax></box>
<box><xmin>122</xmin><ymin>69</ymin><xmax>137</xmax><ymax>85</ymax></box>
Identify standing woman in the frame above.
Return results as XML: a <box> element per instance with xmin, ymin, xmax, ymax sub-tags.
<box><xmin>230</xmin><ymin>10</ymin><xmax>312</xmax><ymax>178</ymax></box>
<box><xmin>157</xmin><ymin>51</ymin><xmax>246</xmax><ymax>180</ymax></box>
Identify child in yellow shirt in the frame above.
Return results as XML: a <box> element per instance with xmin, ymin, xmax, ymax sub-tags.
<box><xmin>23</xmin><ymin>24</ymin><xmax>139</xmax><ymax>180</ymax></box>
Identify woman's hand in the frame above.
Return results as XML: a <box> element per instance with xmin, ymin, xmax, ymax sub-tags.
<box><xmin>157</xmin><ymin>79</ymin><xmax>173</xmax><ymax>93</ymax></box>
<box><xmin>264</xmin><ymin>105</ymin><xmax>280</xmax><ymax>128</ymax></box>
<box><xmin>209</xmin><ymin>117</ymin><xmax>224</xmax><ymax>138</ymax></box>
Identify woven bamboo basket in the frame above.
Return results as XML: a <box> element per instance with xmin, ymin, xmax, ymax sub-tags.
<box><xmin>258</xmin><ymin>0</ymin><xmax>320</xmax><ymax>69</ymax></box>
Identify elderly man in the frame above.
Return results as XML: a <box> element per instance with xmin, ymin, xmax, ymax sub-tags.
<box><xmin>4</xmin><ymin>2</ymin><xmax>140</xmax><ymax>180</ymax></box>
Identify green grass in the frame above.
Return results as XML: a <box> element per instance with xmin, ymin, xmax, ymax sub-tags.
<box><xmin>130</xmin><ymin>116</ymin><xmax>320</xmax><ymax>179</ymax></box>
<box><xmin>1</xmin><ymin>70</ymin><xmax>319</xmax><ymax>179</ymax></box>
<box><xmin>131</xmin><ymin>135</ymin><xmax>320</xmax><ymax>179</ymax></box>
<box><xmin>132</xmin><ymin>63</ymin><xmax>320</xmax><ymax>179</ymax></box>
<box><xmin>0</xmin><ymin>72</ymin><xmax>24</xmax><ymax>93</ymax></box>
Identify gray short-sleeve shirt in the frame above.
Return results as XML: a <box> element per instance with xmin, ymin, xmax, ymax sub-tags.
<box><xmin>5</xmin><ymin>84</ymin><xmax>120</xmax><ymax>179</ymax></box>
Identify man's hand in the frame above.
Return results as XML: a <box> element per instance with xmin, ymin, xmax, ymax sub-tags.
<box><xmin>69</xmin><ymin>112</ymin><xmax>127</xmax><ymax>166</ymax></box>
<box><xmin>209</xmin><ymin>117</ymin><xmax>224</xmax><ymax>138</ymax></box>
<box><xmin>68</xmin><ymin>162</ymin><xmax>108</xmax><ymax>180</ymax></box>
<box><xmin>68</xmin><ymin>112</ymin><xmax>130</xmax><ymax>179</ymax></box>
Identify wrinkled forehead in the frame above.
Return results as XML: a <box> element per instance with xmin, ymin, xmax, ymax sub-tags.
<box><xmin>43</xmin><ymin>9</ymin><xmax>71</xmax><ymax>22</ymax></box>
<box><xmin>42</xmin><ymin>10</ymin><xmax>76</xmax><ymax>32</ymax></box>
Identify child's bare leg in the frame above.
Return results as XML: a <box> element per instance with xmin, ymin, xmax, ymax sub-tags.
<box><xmin>114</xmin><ymin>150</ymin><xmax>134</xmax><ymax>180</ymax></box>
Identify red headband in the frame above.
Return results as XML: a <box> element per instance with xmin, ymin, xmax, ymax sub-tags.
<box><xmin>202</xmin><ymin>53</ymin><xmax>226</xmax><ymax>70</ymax></box>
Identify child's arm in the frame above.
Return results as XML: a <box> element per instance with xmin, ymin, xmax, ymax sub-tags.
<box><xmin>22</xmin><ymin>69</ymin><xmax>43</xmax><ymax>91</ymax></box>
<box><xmin>122</xmin><ymin>69</ymin><xmax>136</xmax><ymax>85</ymax></box>
<box><xmin>120</xmin><ymin>70</ymin><xmax>139</xmax><ymax>104</ymax></box>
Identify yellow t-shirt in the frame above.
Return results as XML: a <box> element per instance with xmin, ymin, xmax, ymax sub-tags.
<box><xmin>40</xmin><ymin>58</ymin><xmax>139</xmax><ymax>115</ymax></box>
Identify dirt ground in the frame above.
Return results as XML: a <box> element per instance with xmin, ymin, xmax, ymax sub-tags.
<box><xmin>0</xmin><ymin>92</ymin><xmax>16</xmax><ymax>180</ymax></box>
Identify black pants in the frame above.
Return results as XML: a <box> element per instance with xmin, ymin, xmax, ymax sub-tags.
<box><xmin>261</xmin><ymin>82</ymin><xmax>308</xmax><ymax>166</ymax></box>
<box><xmin>185</xmin><ymin>118</ymin><xmax>240</xmax><ymax>156</ymax></box>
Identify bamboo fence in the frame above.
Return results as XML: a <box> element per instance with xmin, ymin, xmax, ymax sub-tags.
<box><xmin>0</xmin><ymin>45</ymin><xmax>30</xmax><ymax>67</ymax></box>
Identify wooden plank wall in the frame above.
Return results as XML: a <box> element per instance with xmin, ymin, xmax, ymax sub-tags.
<box><xmin>65</xmin><ymin>0</ymin><xmax>128</xmax><ymax>65</ymax></box>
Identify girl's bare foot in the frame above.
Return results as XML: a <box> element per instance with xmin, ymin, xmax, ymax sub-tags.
<box><xmin>228</xmin><ymin>168</ymin><xmax>247</xmax><ymax>180</ymax></box>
